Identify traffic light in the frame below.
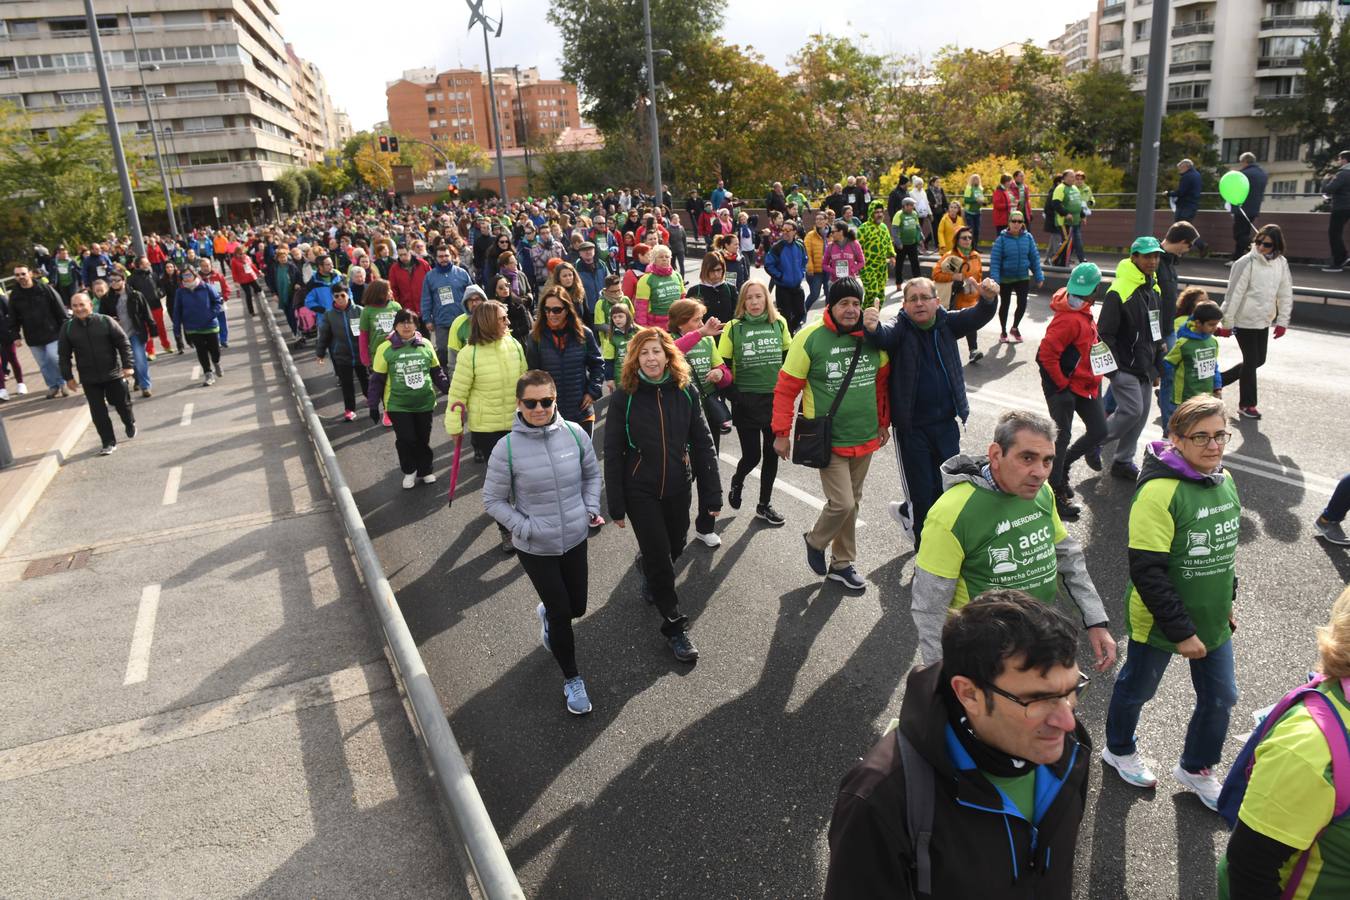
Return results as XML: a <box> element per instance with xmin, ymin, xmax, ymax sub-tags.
<box><xmin>378</xmin><ymin>135</ymin><xmax>390</xmax><ymax>153</ymax></box>
<box><xmin>389</xmin><ymin>137</ymin><xmax>400</xmax><ymax>153</ymax></box>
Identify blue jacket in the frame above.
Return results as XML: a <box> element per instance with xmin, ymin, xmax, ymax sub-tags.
<box><xmin>82</xmin><ymin>254</ymin><xmax>113</xmax><ymax>287</ymax></box>
<box><xmin>765</xmin><ymin>238</ymin><xmax>807</xmax><ymax>288</ymax></box>
<box><xmin>576</xmin><ymin>260</ymin><xmax>608</xmax><ymax>318</ymax></box>
<box><xmin>1173</xmin><ymin>167</ymin><xmax>1203</xmax><ymax>219</ymax></box>
<box><xmin>422</xmin><ymin>262</ymin><xmax>473</xmax><ymax>327</ymax></box>
<box><xmin>525</xmin><ymin>326</ymin><xmax>605</xmax><ymax>425</ymax></box>
<box><xmin>172</xmin><ymin>282</ymin><xmax>224</xmax><ymax>335</ymax></box>
<box><xmin>988</xmin><ymin>231</ymin><xmax>1043</xmax><ymax>284</ymax></box>
<box><xmin>865</xmin><ymin>298</ymin><xmax>996</xmax><ymax>434</ymax></box>
<box><xmin>1237</xmin><ymin>164</ymin><xmax>1267</xmax><ymax>219</ymax></box>
<box><xmin>301</xmin><ymin>271</ymin><xmax>346</xmax><ymax>313</ymax></box>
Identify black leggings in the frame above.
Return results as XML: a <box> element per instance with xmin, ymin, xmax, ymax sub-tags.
<box><xmin>388</xmin><ymin>409</ymin><xmax>433</xmax><ymax>476</ymax></box>
<box><xmin>626</xmin><ymin>490</ymin><xmax>691</xmax><ymax>636</ymax></box>
<box><xmin>1221</xmin><ymin>327</ymin><xmax>1269</xmax><ymax>409</ymax></box>
<box><xmin>191</xmin><ymin>332</ymin><xmax>220</xmax><ymax>372</ymax></box>
<box><xmin>334</xmin><ymin>362</ymin><xmax>369</xmax><ymax>413</ymax></box>
<box><xmin>998</xmin><ymin>280</ymin><xmax>1029</xmax><ymax>333</ymax></box>
<box><xmin>518</xmin><ymin>542</ymin><xmax>589</xmax><ymax>678</ymax></box>
<box><xmin>732</xmin><ymin>422</ymin><xmax>778</xmax><ymax>507</ymax></box>
<box><xmin>1046</xmin><ymin>388</ymin><xmax>1107</xmax><ymax>488</ymax></box>
<box><xmin>472</xmin><ymin>431</ymin><xmax>511</xmax><ymax>537</ymax></box>
<box><xmin>896</xmin><ymin>243</ymin><xmax>922</xmax><ymax>286</ymax></box>
<box><xmin>695</xmin><ymin>425</ymin><xmax>722</xmax><ymax>535</ymax></box>
<box><xmin>239</xmin><ymin>280</ymin><xmax>261</xmax><ymax>315</ymax></box>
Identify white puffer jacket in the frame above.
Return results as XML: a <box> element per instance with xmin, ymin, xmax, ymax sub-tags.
<box><xmin>1221</xmin><ymin>248</ymin><xmax>1293</xmax><ymax>330</ymax></box>
<box><xmin>482</xmin><ymin>411</ymin><xmax>601</xmax><ymax>556</ymax></box>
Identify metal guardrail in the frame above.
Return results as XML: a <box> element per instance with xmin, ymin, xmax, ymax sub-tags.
<box><xmin>259</xmin><ymin>305</ymin><xmax>525</xmax><ymax>900</ymax></box>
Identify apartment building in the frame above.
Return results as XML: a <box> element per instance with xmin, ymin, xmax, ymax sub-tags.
<box><xmin>0</xmin><ymin>0</ymin><xmax>346</xmax><ymax>221</ymax></box>
<box><xmin>1047</xmin><ymin>16</ymin><xmax>1099</xmax><ymax>73</ymax></box>
<box><xmin>385</xmin><ymin>65</ymin><xmax>579</xmax><ymax>153</ymax></box>
<box><xmin>286</xmin><ymin>41</ymin><xmax>335</xmax><ymax>164</ymax></box>
<box><xmin>1089</xmin><ymin>0</ymin><xmax>1347</xmax><ymax>210</ymax></box>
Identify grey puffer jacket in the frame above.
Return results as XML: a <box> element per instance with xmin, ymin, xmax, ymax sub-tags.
<box><xmin>483</xmin><ymin>410</ymin><xmax>601</xmax><ymax>555</ymax></box>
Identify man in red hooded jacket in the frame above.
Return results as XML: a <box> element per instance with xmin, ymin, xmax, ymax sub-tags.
<box><xmin>387</xmin><ymin>244</ymin><xmax>431</xmax><ymax>317</ymax></box>
<box><xmin>1036</xmin><ymin>262</ymin><xmax>1107</xmax><ymax>521</ymax></box>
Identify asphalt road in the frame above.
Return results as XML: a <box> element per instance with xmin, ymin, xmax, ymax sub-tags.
<box><xmin>293</xmin><ymin>264</ymin><xmax>1349</xmax><ymax>899</ymax></box>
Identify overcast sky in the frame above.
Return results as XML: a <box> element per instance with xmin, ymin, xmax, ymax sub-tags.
<box><xmin>280</xmin><ymin>0</ymin><xmax>1096</xmax><ymax>131</ymax></box>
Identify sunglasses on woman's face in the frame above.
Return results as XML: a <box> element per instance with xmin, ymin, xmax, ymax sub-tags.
<box><xmin>543</xmin><ymin>305</ymin><xmax>567</xmax><ymax>315</ymax></box>
<box><xmin>521</xmin><ymin>396</ymin><xmax>555</xmax><ymax>409</ymax></box>
<box><xmin>1256</xmin><ymin>239</ymin><xmax>1275</xmax><ymax>249</ymax></box>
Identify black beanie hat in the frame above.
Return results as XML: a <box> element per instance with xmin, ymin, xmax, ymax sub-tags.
<box><xmin>827</xmin><ymin>276</ymin><xmax>864</xmax><ymax>313</ymax></box>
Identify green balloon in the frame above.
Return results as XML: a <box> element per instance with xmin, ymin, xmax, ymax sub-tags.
<box><xmin>1219</xmin><ymin>170</ymin><xmax>1250</xmax><ymax>206</ymax></box>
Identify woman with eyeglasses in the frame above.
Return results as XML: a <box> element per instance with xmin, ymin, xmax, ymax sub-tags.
<box><xmin>1101</xmin><ymin>394</ymin><xmax>1241</xmax><ymax>812</ymax></box>
<box><xmin>483</xmin><ymin>369</ymin><xmax>602</xmax><ymax>715</ymax></box>
<box><xmin>447</xmin><ymin>300</ymin><xmax>527</xmax><ymax>553</ymax></box>
<box><xmin>483</xmin><ymin>233</ymin><xmax>515</xmax><ymax>287</ymax></box>
<box><xmin>1218</xmin><ymin>223</ymin><xmax>1292</xmax><ymax>420</ymax></box>
<box><xmin>686</xmin><ymin>253</ymin><xmax>738</xmax><ymax>326</ymax></box>
<box><xmin>604</xmin><ymin>327</ymin><xmax>721</xmax><ymax>663</ymax></box>
<box><xmin>368</xmin><ymin>309</ymin><xmax>449</xmax><ymax>489</ymax></box>
<box><xmin>524</xmin><ymin>287</ymin><xmax>604</xmax><ymax>436</ymax></box>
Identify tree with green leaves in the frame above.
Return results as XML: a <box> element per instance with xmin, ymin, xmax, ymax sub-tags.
<box><xmin>1264</xmin><ymin>9</ymin><xmax>1350</xmax><ymax>177</ymax></box>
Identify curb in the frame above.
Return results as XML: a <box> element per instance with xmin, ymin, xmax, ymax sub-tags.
<box><xmin>0</xmin><ymin>405</ymin><xmax>92</xmax><ymax>556</ymax></box>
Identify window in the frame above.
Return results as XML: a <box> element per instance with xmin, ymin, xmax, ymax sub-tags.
<box><xmin>1257</xmin><ymin>75</ymin><xmax>1305</xmax><ymax>97</ymax></box>
<box><xmin>1131</xmin><ymin>54</ymin><xmax>1148</xmax><ymax>75</ymax></box>
<box><xmin>1275</xmin><ymin>134</ymin><xmax>1302</xmax><ymax>161</ymax></box>
<box><xmin>1099</xmin><ymin>57</ymin><xmax>1122</xmax><ymax>73</ymax></box>
<box><xmin>1304</xmin><ymin>179</ymin><xmax>1320</xmax><ymax>195</ymax></box>
<box><xmin>1259</xmin><ymin>36</ymin><xmax>1310</xmax><ymax>59</ymax></box>
<box><xmin>180</xmin><ymin>115</ymin><xmax>225</xmax><ymax>132</ymax></box>
<box><xmin>1269</xmin><ymin>179</ymin><xmax>1297</xmax><ymax>198</ymax></box>
<box><xmin>1167</xmin><ymin>81</ymin><xmax>1209</xmax><ymax>100</ymax></box>
<box><xmin>1221</xmin><ymin>137</ymin><xmax>1269</xmax><ymax>163</ymax></box>
<box><xmin>1132</xmin><ymin>19</ymin><xmax>1151</xmax><ymax>41</ymax></box>
<box><xmin>185</xmin><ymin>150</ymin><xmax>231</xmax><ymax>166</ymax></box>
<box><xmin>49</xmin><ymin>15</ymin><xmax>116</xmax><ymax>34</ymax></box>
<box><xmin>175</xmin><ymin>82</ymin><xmax>219</xmax><ymax>97</ymax></box>
<box><xmin>1172</xmin><ymin>42</ymin><xmax>1212</xmax><ymax>63</ymax></box>
<box><xmin>8</xmin><ymin>21</ymin><xmax>38</xmax><ymax>36</ymax></box>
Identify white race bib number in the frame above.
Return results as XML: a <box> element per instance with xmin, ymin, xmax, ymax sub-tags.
<box><xmin>437</xmin><ymin>286</ymin><xmax>454</xmax><ymax>306</ymax></box>
<box><xmin>834</xmin><ymin>259</ymin><xmax>849</xmax><ymax>279</ymax></box>
<box><xmin>349</xmin><ymin>318</ymin><xmax>361</xmax><ymax>336</ymax></box>
<box><xmin>1195</xmin><ymin>358</ymin><xmax>1216</xmax><ymax>379</ymax></box>
<box><xmin>96</xmin><ymin>265</ymin><xmax>106</xmax><ymax>277</ymax></box>
<box><xmin>376</xmin><ymin>312</ymin><xmax>396</xmax><ymax>333</ymax></box>
<box><xmin>1148</xmin><ymin>308</ymin><xmax>1161</xmax><ymax>342</ymax></box>
<box><xmin>1089</xmin><ymin>341</ymin><xmax>1118</xmax><ymax>376</ymax></box>
<box><xmin>403</xmin><ymin>369</ymin><xmax>427</xmax><ymax>390</ymax></box>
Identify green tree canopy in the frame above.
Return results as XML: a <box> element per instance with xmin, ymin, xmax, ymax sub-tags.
<box><xmin>1265</xmin><ymin>9</ymin><xmax>1350</xmax><ymax>175</ymax></box>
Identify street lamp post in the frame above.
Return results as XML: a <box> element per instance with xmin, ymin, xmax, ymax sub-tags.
<box><xmin>161</xmin><ymin>126</ymin><xmax>191</xmax><ymax>231</ymax></box>
<box><xmin>641</xmin><ymin>0</ymin><xmax>662</xmax><ymax>206</ymax></box>
<box><xmin>466</xmin><ymin>0</ymin><xmax>509</xmax><ymax>204</ymax></box>
<box><xmin>512</xmin><ymin>65</ymin><xmax>531</xmax><ymax>197</ymax></box>
<box><xmin>127</xmin><ymin>7</ymin><xmax>177</xmax><ymax>237</ymax></box>
<box><xmin>1134</xmin><ymin>0</ymin><xmax>1172</xmax><ymax>237</ymax></box>
<box><xmin>84</xmin><ymin>0</ymin><xmax>144</xmax><ymax>256</ymax></box>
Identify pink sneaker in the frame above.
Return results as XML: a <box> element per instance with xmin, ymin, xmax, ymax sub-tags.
<box><xmin>589</xmin><ymin>513</ymin><xmax>606</xmax><ymax>528</ymax></box>
<box><xmin>382</xmin><ymin>411</ymin><xmax>392</xmax><ymax>427</ymax></box>
<box><xmin>343</xmin><ymin>410</ymin><xmax>356</xmax><ymax>422</ymax></box>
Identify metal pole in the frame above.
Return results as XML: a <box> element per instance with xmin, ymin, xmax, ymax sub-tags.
<box><xmin>163</xmin><ymin>126</ymin><xmax>192</xmax><ymax>231</ymax></box>
<box><xmin>259</xmin><ymin>305</ymin><xmax>525</xmax><ymax>900</ymax></box>
<box><xmin>480</xmin><ymin>37</ymin><xmax>509</xmax><ymax>203</ymax></box>
<box><xmin>1133</xmin><ymin>0</ymin><xmax>1172</xmax><ymax>238</ymax></box>
<box><xmin>127</xmin><ymin>10</ymin><xmax>177</xmax><ymax>237</ymax></box>
<box><xmin>513</xmin><ymin>66</ymin><xmax>530</xmax><ymax>197</ymax></box>
<box><xmin>85</xmin><ymin>0</ymin><xmax>144</xmax><ymax>256</ymax></box>
<box><xmin>642</xmin><ymin>0</ymin><xmax>662</xmax><ymax>206</ymax></box>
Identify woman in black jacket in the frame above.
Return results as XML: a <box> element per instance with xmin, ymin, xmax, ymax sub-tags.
<box><xmin>685</xmin><ymin>253</ymin><xmax>738</xmax><ymax>325</ymax></box>
<box><xmin>490</xmin><ymin>273</ymin><xmax>534</xmax><ymax>346</ymax></box>
<box><xmin>604</xmin><ymin>326</ymin><xmax>722</xmax><ymax>662</ymax></box>
<box><xmin>525</xmin><ymin>287</ymin><xmax>604</xmax><ymax>435</ymax></box>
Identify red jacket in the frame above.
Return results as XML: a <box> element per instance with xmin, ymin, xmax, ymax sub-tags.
<box><xmin>202</xmin><ymin>269</ymin><xmax>230</xmax><ymax>300</ymax></box>
<box><xmin>1036</xmin><ymin>288</ymin><xmax>1102</xmax><ymax>399</ymax></box>
<box><xmin>229</xmin><ymin>255</ymin><xmax>259</xmax><ymax>285</ymax></box>
<box><xmin>387</xmin><ymin>257</ymin><xmax>431</xmax><ymax>315</ymax></box>
<box><xmin>992</xmin><ymin>185</ymin><xmax>1012</xmax><ymax>228</ymax></box>
<box><xmin>146</xmin><ymin>242</ymin><xmax>167</xmax><ymax>265</ymax></box>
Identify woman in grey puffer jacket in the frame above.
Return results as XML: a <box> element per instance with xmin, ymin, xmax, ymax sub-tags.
<box><xmin>483</xmin><ymin>369</ymin><xmax>602</xmax><ymax>715</ymax></box>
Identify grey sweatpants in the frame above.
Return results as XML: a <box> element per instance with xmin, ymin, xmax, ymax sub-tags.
<box><xmin>1102</xmin><ymin>372</ymin><xmax>1151</xmax><ymax>465</ymax></box>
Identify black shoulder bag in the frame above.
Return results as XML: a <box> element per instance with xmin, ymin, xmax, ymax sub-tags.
<box><xmin>791</xmin><ymin>338</ymin><xmax>864</xmax><ymax>469</ymax></box>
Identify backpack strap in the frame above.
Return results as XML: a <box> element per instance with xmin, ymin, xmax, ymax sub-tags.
<box><xmin>896</xmin><ymin>728</ymin><xmax>935</xmax><ymax>896</ymax></box>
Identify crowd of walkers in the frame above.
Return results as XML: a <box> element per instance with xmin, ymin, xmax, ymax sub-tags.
<box><xmin>4</xmin><ymin>170</ymin><xmax>1348</xmax><ymax>898</ymax></box>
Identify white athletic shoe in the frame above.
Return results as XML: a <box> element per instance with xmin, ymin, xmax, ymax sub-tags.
<box><xmin>0</xmin><ymin>388</ymin><xmax>8</xmax><ymax>402</ymax></box>
<box><xmin>889</xmin><ymin>501</ymin><xmax>915</xmax><ymax>545</ymax></box>
<box><xmin>1101</xmin><ymin>748</ymin><xmax>1158</xmax><ymax>788</ymax></box>
<box><xmin>421</xmin><ymin>473</ymin><xmax>437</xmax><ymax>484</ymax></box>
<box><xmin>16</xmin><ymin>383</ymin><xmax>27</xmax><ymax>395</ymax></box>
<box><xmin>1173</xmin><ymin>765</ymin><xmax>1223</xmax><ymax>811</ymax></box>
<box><xmin>694</xmin><ymin>530</ymin><xmax>721</xmax><ymax>548</ymax></box>
<box><xmin>401</xmin><ymin>472</ymin><xmax>417</xmax><ymax>489</ymax></box>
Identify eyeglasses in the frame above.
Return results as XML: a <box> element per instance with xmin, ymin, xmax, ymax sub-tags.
<box><xmin>543</xmin><ymin>306</ymin><xmax>567</xmax><ymax>315</ymax></box>
<box><xmin>521</xmin><ymin>397</ymin><xmax>555</xmax><ymax>409</ymax></box>
<box><xmin>1180</xmin><ymin>431</ymin><xmax>1232</xmax><ymax>447</ymax></box>
<box><xmin>1256</xmin><ymin>240</ymin><xmax>1276</xmax><ymax>249</ymax></box>
<box><xmin>905</xmin><ymin>293</ymin><xmax>938</xmax><ymax>303</ymax></box>
<box><xmin>986</xmin><ymin>673</ymin><xmax>1090</xmax><ymax>720</ymax></box>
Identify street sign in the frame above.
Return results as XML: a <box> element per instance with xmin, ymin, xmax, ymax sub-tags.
<box><xmin>449</xmin><ymin>174</ymin><xmax>460</xmax><ymax>186</ymax></box>
<box><xmin>449</xmin><ymin>162</ymin><xmax>458</xmax><ymax>177</ymax></box>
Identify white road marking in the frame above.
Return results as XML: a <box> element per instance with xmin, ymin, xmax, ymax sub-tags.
<box><xmin>180</xmin><ymin>402</ymin><xmax>194</xmax><ymax>426</ymax></box>
<box><xmin>161</xmin><ymin>466</ymin><xmax>182</xmax><ymax>506</ymax></box>
<box><xmin>123</xmin><ymin>584</ymin><xmax>161</xmax><ymax>685</ymax></box>
<box><xmin>718</xmin><ymin>452</ymin><xmax>866</xmax><ymax>526</ymax></box>
<box><xmin>190</xmin><ymin>364</ymin><xmax>202</xmax><ymax>380</ymax></box>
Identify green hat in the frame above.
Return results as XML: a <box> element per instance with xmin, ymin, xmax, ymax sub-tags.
<box><xmin>1066</xmin><ymin>262</ymin><xmax>1101</xmax><ymax>297</ymax></box>
<box><xmin>1130</xmin><ymin>235</ymin><xmax>1163</xmax><ymax>255</ymax></box>
<box><xmin>869</xmin><ymin>199</ymin><xmax>886</xmax><ymax>212</ymax></box>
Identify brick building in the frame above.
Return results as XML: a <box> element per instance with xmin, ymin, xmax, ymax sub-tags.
<box><xmin>385</xmin><ymin>65</ymin><xmax>578</xmax><ymax>151</ymax></box>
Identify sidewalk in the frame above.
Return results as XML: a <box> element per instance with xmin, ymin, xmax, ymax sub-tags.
<box><xmin>0</xmin><ymin>304</ymin><xmax>466</xmax><ymax>897</ymax></box>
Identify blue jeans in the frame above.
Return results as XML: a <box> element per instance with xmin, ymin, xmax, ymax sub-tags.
<box><xmin>216</xmin><ymin>309</ymin><xmax>229</xmax><ymax>345</ymax></box>
<box><xmin>31</xmin><ymin>339</ymin><xmax>63</xmax><ymax>389</ymax></box>
<box><xmin>967</xmin><ymin>211</ymin><xmax>981</xmax><ymax>248</ymax></box>
<box><xmin>1105</xmin><ymin>638</ymin><xmax>1237</xmax><ymax>772</ymax></box>
<box><xmin>806</xmin><ymin>272</ymin><xmax>827</xmax><ymax>313</ymax></box>
<box><xmin>130</xmin><ymin>334</ymin><xmax>151</xmax><ymax>390</ymax></box>
<box><xmin>1323</xmin><ymin>473</ymin><xmax>1350</xmax><ymax>523</ymax></box>
<box><xmin>1071</xmin><ymin>225</ymin><xmax>1086</xmax><ymax>263</ymax></box>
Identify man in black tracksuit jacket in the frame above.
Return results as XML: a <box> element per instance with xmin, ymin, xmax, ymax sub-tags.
<box><xmin>58</xmin><ymin>292</ymin><xmax>136</xmax><ymax>454</ymax></box>
<box><xmin>825</xmin><ymin>592</ymin><xmax>1092</xmax><ymax>899</ymax></box>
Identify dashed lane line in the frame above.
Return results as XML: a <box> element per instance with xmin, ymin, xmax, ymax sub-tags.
<box><xmin>161</xmin><ymin>467</ymin><xmax>182</xmax><ymax>506</ymax></box>
<box><xmin>123</xmin><ymin>583</ymin><xmax>161</xmax><ymax>686</ymax></box>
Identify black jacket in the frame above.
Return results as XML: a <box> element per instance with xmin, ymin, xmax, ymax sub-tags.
<box><xmin>98</xmin><ymin>289</ymin><xmax>155</xmax><ymax>341</ymax></box>
<box><xmin>0</xmin><ymin>292</ymin><xmax>13</xmax><ymax>343</ymax></box>
<box><xmin>525</xmin><ymin>326</ymin><xmax>605</xmax><ymax>427</ymax></box>
<box><xmin>316</xmin><ymin>303</ymin><xmax>363</xmax><ymax>367</ymax></box>
<box><xmin>129</xmin><ymin>269</ymin><xmax>163</xmax><ymax>310</ymax></box>
<box><xmin>824</xmin><ymin>664</ymin><xmax>1091</xmax><ymax>900</ymax></box>
<box><xmin>1156</xmin><ymin>252</ymin><xmax>1181</xmax><ymax>339</ymax></box>
<box><xmin>9</xmin><ymin>281</ymin><xmax>68</xmax><ymax>346</ymax></box>
<box><xmin>603</xmin><ymin>374</ymin><xmax>721</xmax><ymax>521</ymax></box>
<box><xmin>1323</xmin><ymin>166</ymin><xmax>1350</xmax><ymax>211</ymax></box>
<box><xmin>686</xmin><ymin>282</ymin><xmax>738</xmax><ymax>326</ymax></box>
<box><xmin>58</xmin><ymin>313</ymin><xmax>133</xmax><ymax>384</ymax></box>
<box><xmin>1097</xmin><ymin>262</ymin><xmax>1164</xmax><ymax>379</ymax></box>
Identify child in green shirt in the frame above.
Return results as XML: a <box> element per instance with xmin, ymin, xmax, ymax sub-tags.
<box><xmin>1161</xmin><ymin>298</ymin><xmax>1223</xmax><ymax>431</ymax></box>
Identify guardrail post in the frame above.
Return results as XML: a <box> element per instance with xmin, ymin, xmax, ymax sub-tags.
<box><xmin>0</xmin><ymin>417</ymin><xmax>13</xmax><ymax>469</ymax></box>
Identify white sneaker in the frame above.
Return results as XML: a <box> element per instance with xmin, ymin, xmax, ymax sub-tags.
<box><xmin>1173</xmin><ymin>765</ymin><xmax>1222</xmax><ymax>811</ymax></box>
<box><xmin>694</xmin><ymin>530</ymin><xmax>721</xmax><ymax>548</ymax></box>
<box><xmin>16</xmin><ymin>383</ymin><xmax>26</xmax><ymax>395</ymax></box>
<box><xmin>421</xmin><ymin>473</ymin><xmax>437</xmax><ymax>484</ymax></box>
<box><xmin>1102</xmin><ymin>748</ymin><xmax>1158</xmax><ymax>788</ymax></box>
<box><xmin>889</xmin><ymin>501</ymin><xmax>915</xmax><ymax>545</ymax></box>
<box><xmin>0</xmin><ymin>388</ymin><xmax>8</xmax><ymax>401</ymax></box>
<box><xmin>401</xmin><ymin>472</ymin><xmax>417</xmax><ymax>489</ymax></box>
